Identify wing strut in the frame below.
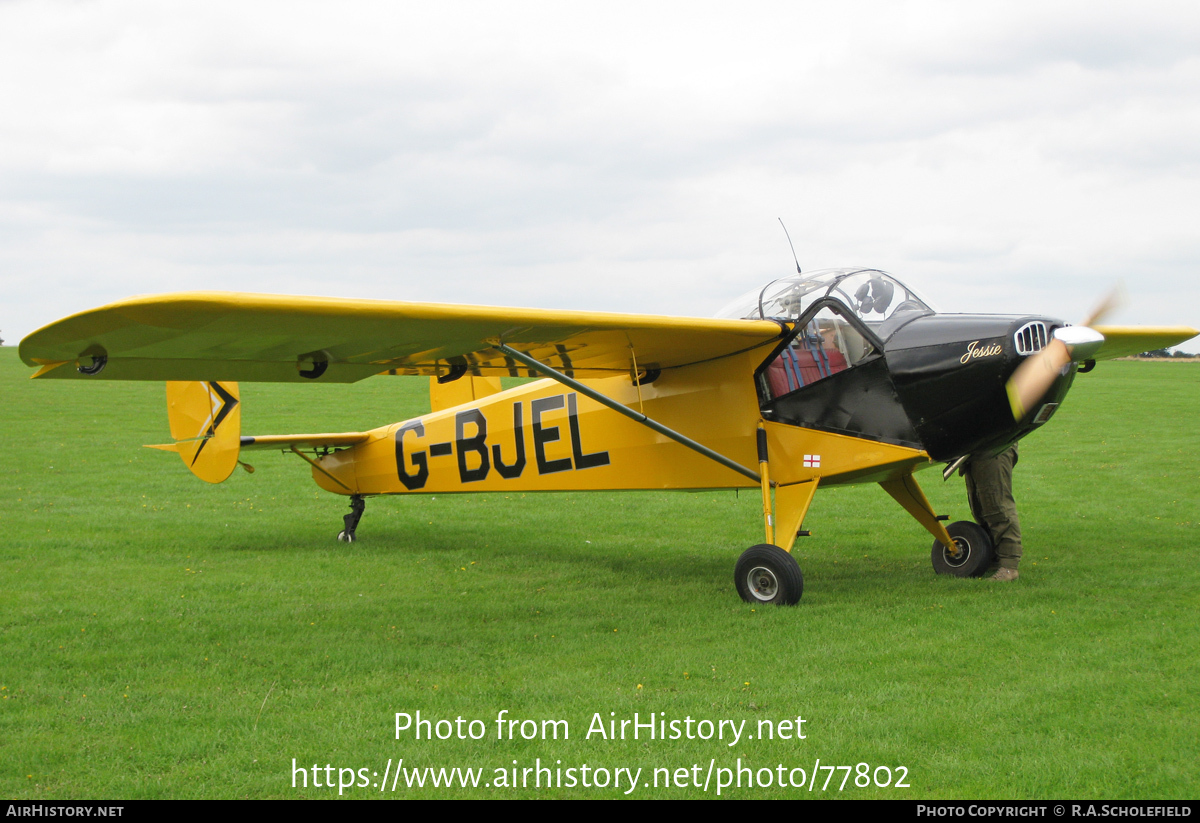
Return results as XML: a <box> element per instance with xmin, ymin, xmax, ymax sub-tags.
<box><xmin>494</xmin><ymin>342</ymin><xmax>761</xmax><ymax>484</ymax></box>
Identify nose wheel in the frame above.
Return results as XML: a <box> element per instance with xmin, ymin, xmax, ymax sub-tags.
<box><xmin>735</xmin><ymin>544</ymin><xmax>804</xmax><ymax>605</ymax></box>
<box><xmin>337</xmin><ymin>495</ymin><xmax>366</xmax><ymax>542</ymax></box>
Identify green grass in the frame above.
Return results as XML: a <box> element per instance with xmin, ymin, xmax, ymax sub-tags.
<box><xmin>1</xmin><ymin>349</ymin><xmax>1197</xmax><ymax>799</ymax></box>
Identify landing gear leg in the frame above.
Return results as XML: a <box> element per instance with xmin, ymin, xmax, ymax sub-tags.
<box><xmin>338</xmin><ymin>495</ymin><xmax>365</xmax><ymax>543</ymax></box>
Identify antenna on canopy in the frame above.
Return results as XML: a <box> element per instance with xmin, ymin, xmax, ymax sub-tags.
<box><xmin>778</xmin><ymin>218</ymin><xmax>801</xmax><ymax>274</ymax></box>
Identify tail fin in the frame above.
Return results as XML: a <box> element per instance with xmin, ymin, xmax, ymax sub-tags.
<box><xmin>429</xmin><ymin>375</ymin><xmax>503</xmax><ymax>413</ymax></box>
<box><xmin>145</xmin><ymin>381</ymin><xmax>242</xmax><ymax>483</ymax></box>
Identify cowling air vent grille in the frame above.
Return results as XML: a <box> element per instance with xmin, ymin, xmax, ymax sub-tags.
<box><xmin>1014</xmin><ymin>321</ymin><xmax>1049</xmax><ymax>355</ymax></box>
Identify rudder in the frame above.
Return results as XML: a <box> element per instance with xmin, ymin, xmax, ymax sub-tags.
<box><xmin>145</xmin><ymin>381</ymin><xmax>242</xmax><ymax>483</ymax></box>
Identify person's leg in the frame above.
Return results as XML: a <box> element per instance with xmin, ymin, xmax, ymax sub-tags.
<box><xmin>966</xmin><ymin>448</ymin><xmax>1022</xmax><ymax>574</ymax></box>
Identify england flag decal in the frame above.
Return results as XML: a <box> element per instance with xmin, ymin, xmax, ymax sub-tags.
<box><xmin>804</xmin><ymin>454</ymin><xmax>821</xmax><ymax>468</ymax></box>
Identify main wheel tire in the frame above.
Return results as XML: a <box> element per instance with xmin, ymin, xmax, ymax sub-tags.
<box><xmin>931</xmin><ymin>520</ymin><xmax>994</xmax><ymax>577</ymax></box>
<box><xmin>735</xmin><ymin>544</ymin><xmax>804</xmax><ymax>605</ymax></box>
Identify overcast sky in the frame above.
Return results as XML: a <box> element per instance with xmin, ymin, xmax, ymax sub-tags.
<box><xmin>3</xmin><ymin>0</ymin><xmax>1199</xmax><ymax>344</ymax></box>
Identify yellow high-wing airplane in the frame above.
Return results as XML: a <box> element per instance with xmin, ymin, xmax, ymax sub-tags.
<box><xmin>19</xmin><ymin>268</ymin><xmax>1198</xmax><ymax>605</ymax></box>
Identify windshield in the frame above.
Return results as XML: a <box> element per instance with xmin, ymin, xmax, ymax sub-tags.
<box><xmin>715</xmin><ymin>268</ymin><xmax>935</xmax><ymax>327</ymax></box>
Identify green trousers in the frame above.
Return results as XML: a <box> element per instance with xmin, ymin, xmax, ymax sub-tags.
<box><xmin>964</xmin><ymin>445</ymin><xmax>1023</xmax><ymax>570</ymax></box>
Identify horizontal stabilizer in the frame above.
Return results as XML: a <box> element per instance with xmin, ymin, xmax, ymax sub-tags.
<box><xmin>239</xmin><ymin>433</ymin><xmax>370</xmax><ymax>450</ymax></box>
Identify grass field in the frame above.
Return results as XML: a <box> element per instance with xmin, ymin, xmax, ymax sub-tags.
<box><xmin>1</xmin><ymin>347</ymin><xmax>1197</xmax><ymax>799</ymax></box>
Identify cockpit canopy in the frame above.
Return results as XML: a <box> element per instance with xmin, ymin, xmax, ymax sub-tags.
<box><xmin>721</xmin><ymin>269</ymin><xmax>937</xmax><ymax>451</ymax></box>
<box><xmin>715</xmin><ymin>268</ymin><xmax>934</xmax><ymax>329</ymax></box>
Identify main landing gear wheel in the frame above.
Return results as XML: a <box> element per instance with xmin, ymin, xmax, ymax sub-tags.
<box><xmin>930</xmin><ymin>520</ymin><xmax>994</xmax><ymax>577</ymax></box>
<box><xmin>735</xmin><ymin>544</ymin><xmax>804</xmax><ymax>605</ymax></box>
<box><xmin>338</xmin><ymin>495</ymin><xmax>366</xmax><ymax>543</ymax></box>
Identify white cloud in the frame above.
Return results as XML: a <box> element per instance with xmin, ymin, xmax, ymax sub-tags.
<box><xmin>2</xmin><ymin>0</ymin><xmax>1198</xmax><ymax>343</ymax></box>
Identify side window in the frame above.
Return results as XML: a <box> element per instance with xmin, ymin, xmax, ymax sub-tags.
<box><xmin>760</xmin><ymin>305</ymin><xmax>878</xmax><ymax>401</ymax></box>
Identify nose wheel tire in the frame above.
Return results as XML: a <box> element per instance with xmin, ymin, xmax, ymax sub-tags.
<box><xmin>931</xmin><ymin>520</ymin><xmax>994</xmax><ymax>577</ymax></box>
<box><xmin>735</xmin><ymin>544</ymin><xmax>804</xmax><ymax>605</ymax></box>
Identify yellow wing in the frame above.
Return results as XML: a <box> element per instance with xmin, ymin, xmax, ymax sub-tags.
<box><xmin>1091</xmin><ymin>326</ymin><xmax>1199</xmax><ymax>360</ymax></box>
<box><xmin>20</xmin><ymin>291</ymin><xmax>785</xmax><ymax>382</ymax></box>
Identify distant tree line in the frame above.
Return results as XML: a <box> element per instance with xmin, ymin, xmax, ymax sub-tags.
<box><xmin>1140</xmin><ymin>348</ymin><xmax>1196</xmax><ymax>358</ymax></box>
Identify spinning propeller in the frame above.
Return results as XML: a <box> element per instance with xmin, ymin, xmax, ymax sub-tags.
<box><xmin>1005</xmin><ymin>288</ymin><xmax>1123</xmax><ymax>421</ymax></box>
